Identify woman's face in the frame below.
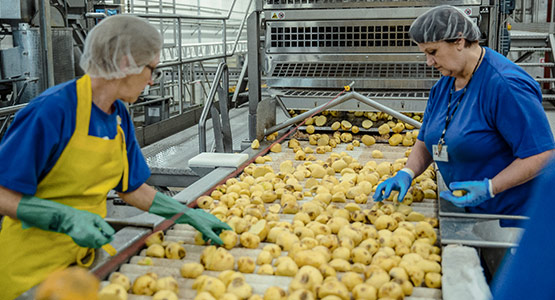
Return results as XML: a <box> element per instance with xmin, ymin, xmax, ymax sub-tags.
<box><xmin>119</xmin><ymin>53</ymin><xmax>161</xmax><ymax>103</ymax></box>
<box><xmin>418</xmin><ymin>40</ymin><xmax>465</xmax><ymax>77</ymax></box>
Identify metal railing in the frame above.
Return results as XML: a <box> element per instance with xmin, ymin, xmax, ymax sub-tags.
<box><xmin>198</xmin><ymin>62</ymin><xmax>232</xmax><ymax>153</ymax></box>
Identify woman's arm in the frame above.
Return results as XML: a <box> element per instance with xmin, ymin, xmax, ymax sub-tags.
<box><xmin>0</xmin><ymin>185</ymin><xmax>22</xmax><ymax>219</ymax></box>
<box><xmin>492</xmin><ymin>150</ymin><xmax>554</xmax><ymax>195</ymax></box>
<box><xmin>405</xmin><ymin>139</ymin><xmax>434</xmax><ymax>177</ymax></box>
<box><xmin>117</xmin><ymin>183</ymin><xmax>157</xmax><ymax>211</ymax></box>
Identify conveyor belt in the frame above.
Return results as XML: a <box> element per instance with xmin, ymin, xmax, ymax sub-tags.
<box><xmin>100</xmin><ymin>139</ymin><xmax>444</xmax><ymax>299</ymax></box>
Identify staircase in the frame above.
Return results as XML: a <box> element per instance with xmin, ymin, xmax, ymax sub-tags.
<box><xmin>509</xmin><ymin>31</ymin><xmax>555</xmax><ymax>105</ymax></box>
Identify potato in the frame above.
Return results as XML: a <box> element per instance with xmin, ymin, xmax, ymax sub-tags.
<box><xmin>371</xmin><ymin>150</ymin><xmax>384</xmax><ymax>159</ymax></box>
<box><xmin>263</xmin><ymin>244</ymin><xmax>282</xmax><ymax>258</ymax></box>
<box><xmin>377</xmin><ymin>282</ymin><xmax>404</xmax><ymax>299</ymax></box>
<box><xmin>165</xmin><ymin>242</ymin><xmax>186</xmax><ymax>259</ymax></box>
<box><xmin>137</xmin><ymin>257</ymin><xmax>153</xmax><ymax>266</ymax></box>
<box><xmin>197</xmin><ymin>277</ymin><xmax>226</xmax><ymax>298</ymax></box>
<box><xmin>181</xmin><ymin>262</ymin><xmax>204</xmax><ymax>278</ymax></box>
<box><xmin>236</xmin><ymin>256</ymin><xmax>256</xmax><ymax>273</ymax></box>
<box><xmin>264</xmin><ymin>286</ymin><xmax>286</xmax><ymax>300</ymax></box>
<box><xmin>289</xmin><ymin>265</ymin><xmax>323</xmax><ymax>294</ymax></box>
<box><xmin>374</xmin><ymin>215</ymin><xmax>398</xmax><ymax>231</ymax></box>
<box><xmin>287</xmin><ymin>290</ymin><xmax>315</xmax><ymax>300</ymax></box>
<box><xmin>227</xmin><ymin>277</ymin><xmax>253</xmax><ymax>299</ymax></box>
<box><xmin>249</xmin><ymin>220</ymin><xmax>270</xmax><ymax>241</ymax></box>
<box><xmin>328</xmin><ymin>258</ymin><xmax>351</xmax><ymax>272</ymax></box>
<box><xmin>240</xmin><ymin>232</ymin><xmax>261</xmax><ymax>249</ymax></box>
<box><xmin>365</xmin><ymin>272</ymin><xmax>390</xmax><ymax>290</ymax></box>
<box><xmin>424</xmin><ymin>272</ymin><xmax>442</xmax><ymax>288</ymax></box>
<box><xmin>341</xmin><ymin>272</ymin><xmax>363</xmax><ymax>291</ymax></box>
<box><xmin>352</xmin><ymin>283</ymin><xmax>377</xmax><ymax>300</ymax></box>
<box><xmin>156</xmin><ymin>276</ymin><xmax>179</xmax><ymax>293</ymax></box>
<box><xmin>257</xmin><ymin>264</ymin><xmax>274</xmax><ymax>275</ymax></box>
<box><xmin>251</xmin><ymin>139</ymin><xmax>260</xmax><ymax>149</ymax></box>
<box><xmin>109</xmin><ymin>272</ymin><xmax>131</xmax><ymax>291</ymax></box>
<box><xmin>194</xmin><ymin>292</ymin><xmax>216</xmax><ymax>300</ymax></box>
<box><xmin>275</xmin><ymin>257</ymin><xmax>298</xmax><ymax>276</ymax></box>
<box><xmin>293</xmin><ymin>250</ymin><xmax>327</xmax><ymax>268</ymax></box>
<box><xmin>314</xmin><ymin>115</ymin><xmax>327</xmax><ymax>126</ymax></box>
<box><xmin>220</xmin><ymin>230</ymin><xmax>238</xmax><ymax>250</ymax></box>
<box><xmin>99</xmin><ymin>283</ymin><xmax>128</xmax><ymax>300</ymax></box>
<box><xmin>132</xmin><ymin>274</ymin><xmax>157</xmax><ymax>296</ymax></box>
<box><xmin>378</xmin><ymin>124</ymin><xmax>390</xmax><ymax>135</ymax></box>
<box><xmin>256</xmin><ymin>250</ymin><xmax>274</xmax><ymax>265</ymax></box>
<box><xmin>415</xmin><ymin>221</ymin><xmax>437</xmax><ymax>244</ymax></box>
<box><xmin>146</xmin><ymin>244</ymin><xmax>165</xmax><ymax>258</ymax></box>
<box><xmin>351</xmin><ymin>247</ymin><xmax>372</xmax><ymax>265</ymax></box>
<box><xmin>317</xmin><ymin>279</ymin><xmax>349</xmax><ymax>300</ymax></box>
<box><xmin>203</xmin><ymin>247</ymin><xmax>235</xmax><ymax>271</ymax></box>
<box><xmin>388</xmin><ymin>134</ymin><xmax>403</xmax><ymax>146</ymax></box>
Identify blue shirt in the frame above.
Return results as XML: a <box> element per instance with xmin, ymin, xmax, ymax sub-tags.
<box><xmin>492</xmin><ymin>156</ymin><xmax>555</xmax><ymax>299</ymax></box>
<box><xmin>0</xmin><ymin>78</ymin><xmax>150</xmax><ymax>195</ymax></box>
<box><xmin>419</xmin><ymin>47</ymin><xmax>555</xmax><ymax>217</ymax></box>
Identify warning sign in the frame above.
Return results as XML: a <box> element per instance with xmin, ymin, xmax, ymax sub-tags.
<box><xmin>464</xmin><ymin>8</ymin><xmax>472</xmax><ymax>15</ymax></box>
<box><xmin>271</xmin><ymin>11</ymin><xmax>285</xmax><ymax>20</ymax></box>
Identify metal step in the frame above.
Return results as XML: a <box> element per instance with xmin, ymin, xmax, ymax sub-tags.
<box><xmin>517</xmin><ymin>62</ymin><xmax>555</xmax><ymax>67</ymax></box>
<box><xmin>510</xmin><ymin>47</ymin><xmax>551</xmax><ymax>52</ymax></box>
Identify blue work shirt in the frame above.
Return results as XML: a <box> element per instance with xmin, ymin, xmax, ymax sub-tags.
<box><xmin>0</xmin><ymin>78</ymin><xmax>150</xmax><ymax>195</ymax></box>
<box><xmin>418</xmin><ymin>47</ymin><xmax>555</xmax><ymax>218</ymax></box>
<box><xmin>491</xmin><ymin>156</ymin><xmax>555</xmax><ymax>299</ymax></box>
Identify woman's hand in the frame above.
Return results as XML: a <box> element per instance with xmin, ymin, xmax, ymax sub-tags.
<box><xmin>373</xmin><ymin>169</ymin><xmax>414</xmax><ymax>202</ymax></box>
<box><xmin>440</xmin><ymin>178</ymin><xmax>494</xmax><ymax>207</ymax></box>
<box><xmin>178</xmin><ymin>209</ymin><xmax>232</xmax><ymax>245</ymax></box>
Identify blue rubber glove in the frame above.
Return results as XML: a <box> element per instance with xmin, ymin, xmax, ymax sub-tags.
<box><xmin>440</xmin><ymin>178</ymin><xmax>494</xmax><ymax>208</ymax></box>
<box><xmin>16</xmin><ymin>195</ymin><xmax>115</xmax><ymax>248</ymax></box>
<box><xmin>373</xmin><ymin>168</ymin><xmax>414</xmax><ymax>202</ymax></box>
<box><xmin>149</xmin><ymin>192</ymin><xmax>232</xmax><ymax>245</ymax></box>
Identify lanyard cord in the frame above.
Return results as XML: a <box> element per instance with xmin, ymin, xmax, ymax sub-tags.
<box><xmin>437</xmin><ymin>47</ymin><xmax>484</xmax><ymax>148</ymax></box>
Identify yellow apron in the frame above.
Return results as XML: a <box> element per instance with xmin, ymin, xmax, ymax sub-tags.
<box><xmin>0</xmin><ymin>74</ymin><xmax>129</xmax><ymax>300</ymax></box>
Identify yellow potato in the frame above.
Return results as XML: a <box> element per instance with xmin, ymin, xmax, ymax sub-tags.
<box><xmin>237</xmin><ymin>256</ymin><xmax>256</xmax><ymax>273</ymax></box>
<box><xmin>109</xmin><ymin>272</ymin><xmax>131</xmax><ymax>291</ymax></box>
<box><xmin>132</xmin><ymin>274</ymin><xmax>157</xmax><ymax>296</ymax></box>
<box><xmin>251</xmin><ymin>139</ymin><xmax>260</xmax><ymax>149</ymax></box>
<box><xmin>180</xmin><ymin>262</ymin><xmax>204</xmax><ymax>278</ymax></box>
<box><xmin>156</xmin><ymin>276</ymin><xmax>179</xmax><ymax>293</ymax></box>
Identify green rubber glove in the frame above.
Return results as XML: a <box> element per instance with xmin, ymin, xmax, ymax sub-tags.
<box><xmin>149</xmin><ymin>192</ymin><xmax>232</xmax><ymax>245</ymax></box>
<box><xmin>16</xmin><ymin>195</ymin><xmax>115</xmax><ymax>248</ymax></box>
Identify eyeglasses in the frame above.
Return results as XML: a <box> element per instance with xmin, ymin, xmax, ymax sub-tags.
<box><xmin>145</xmin><ymin>65</ymin><xmax>163</xmax><ymax>82</ymax></box>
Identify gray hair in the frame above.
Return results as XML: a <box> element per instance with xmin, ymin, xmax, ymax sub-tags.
<box><xmin>80</xmin><ymin>15</ymin><xmax>163</xmax><ymax>79</ymax></box>
<box><xmin>409</xmin><ymin>5</ymin><xmax>481</xmax><ymax>44</ymax></box>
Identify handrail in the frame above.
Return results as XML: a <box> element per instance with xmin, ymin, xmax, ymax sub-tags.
<box><xmin>198</xmin><ymin>62</ymin><xmax>229</xmax><ymax>152</ymax></box>
<box><xmin>131</xmin><ymin>0</ymin><xmax>238</xmax><ymax>21</ymax></box>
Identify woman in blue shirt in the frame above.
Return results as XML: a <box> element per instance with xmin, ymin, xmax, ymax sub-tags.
<box><xmin>0</xmin><ymin>15</ymin><xmax>230</xmax><ymax>299</ymax></box>
<box><xmin>373</xmin><ymin>5</ymin><xmax>554</xmax><ymax>219</ymax></box>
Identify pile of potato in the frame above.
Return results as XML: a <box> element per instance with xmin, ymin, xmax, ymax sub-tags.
<box><xmin>98</xmin><ymin>271</ymin><xmax>179</xmax><ymax>300</ymax></box>
<box><xmin>187</xmin><ymin>146</ymin><xmax>442</xmax><ymax>299</ymax></box>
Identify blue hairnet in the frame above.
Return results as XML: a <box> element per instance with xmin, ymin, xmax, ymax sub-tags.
<box><xmin>409</xmin><ymin>5</ymin><xmax>481</xmax><ymax>43</ymax></box>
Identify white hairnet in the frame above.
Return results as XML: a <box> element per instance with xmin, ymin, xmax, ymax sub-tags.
<box><xmin>80</xmin><ymin>15</ymin><xmax>163</xmax><ymax>79</ymax></box>
<box><xmin>409</xmin><ymin>5</ymin><xmax>481</xmax><ymax>43</ymax></box>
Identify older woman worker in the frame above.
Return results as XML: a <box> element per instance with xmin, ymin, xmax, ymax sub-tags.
<box><xmin>0</xmin><ymin>15</ymin><xmax>230</xmax><ymax>299</ymax></box>
<box><xmin>373</xmin><ymin>6</ymin><xmax>554</xmax><ymax>223</ymax></box>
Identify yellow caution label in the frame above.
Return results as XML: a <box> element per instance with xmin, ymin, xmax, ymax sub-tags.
<box><xmin>102</xmin><ymin>244</ymin><xmax>117</xmax><ymax>256</ymax></box>
<box><xmin>271</xmin><ymin>13</ymin><xmax>278</xmax><ymax>19</ymax></box>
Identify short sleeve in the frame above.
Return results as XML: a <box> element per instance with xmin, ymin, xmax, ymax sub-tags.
<box><xmin>0</xmin><ymin>97</ymin><xmax>72</xmax><ymax>194</ymax></box>
<box><xmin>491</xmin><ymin>75</ymin><xmax>555</xmax><ymax>158</ymax></box>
